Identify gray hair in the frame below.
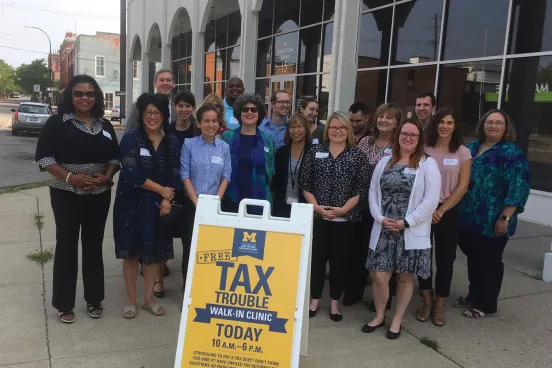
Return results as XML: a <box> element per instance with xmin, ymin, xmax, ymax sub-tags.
<box><xmin>233</xmin><ymin>93</ymin><xmax>266</xmax><ymax>126</ymax></box>
<box><xmin>154</xmin><ymin>68</ymin><xmax>174</xmax><ymax>83</ymax></box>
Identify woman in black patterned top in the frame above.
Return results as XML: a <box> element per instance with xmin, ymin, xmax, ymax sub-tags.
<box><xmin>35</xmin><ymin>75</ymin><xmax>120</xmax><ymax>323</ymax></box>
<box><xmin>299</xmin><ymin>111</ymin><xmax>369</xmax><ymax>322</ymax></box>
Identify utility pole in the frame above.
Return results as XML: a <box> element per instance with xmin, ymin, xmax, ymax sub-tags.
<box><xmin>433</xmin><ymin>14</ymin><xmax>438</xmax><ymax>60</ymax></box>
<box><xmin>120</xmin><ymin>0</ymin><xmax>127</xmax><ymax>120</ymax></box>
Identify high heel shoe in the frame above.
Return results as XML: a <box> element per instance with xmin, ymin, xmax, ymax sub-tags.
<box><xmin>361</xmin><ymin>320</ymin><xmax>385</xmax><ymax>333</ymax></box>
<box><xmin>309</xmin><ymin>306</ymin><xmax>319</xmax><ymax>318</ymax></box>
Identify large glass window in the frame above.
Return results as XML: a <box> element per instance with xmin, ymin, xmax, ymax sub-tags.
<box><xmin>391</xmin><ymin>0</ymin><xmax>443</xmax><ymax>65</ymax></box>
<box><xmin>204</xmin><ymin>11</ymin><xmax>241</xmax><ymax>97</ymax></box>
<box><xmin>443</xmin><ymin>0</ymin><xmax>509</xmax><ymax>60</ymax></box>
<box><xmin>358</xmin><ymin>7</ymin><xmax>393</xmax><ymax>68</ymax></box>
<box><xmin>355</xmin><ymin>69</ymin><xmax>388</xmax><ymax>113</ymax></box>
<box><xmin>171</xmin><ymin>31</ymin><xmax>192</xmax><ymax>90</ymax></box>
<box><xmin>388</xmin><ymin>65</ymin><xmax>437</xmax><ymax>117</ymax></box>
<box><xmin>256</xmin><ymin>0</ymin><xmax>334</xmax><ymax>117</ymax></box>
<box><xmin>509</xmin><ymin>0</ymin><xmax>552</xmax><ymax>55</ymax></box>
<box><xmin>502</xmin><ymin>56</ymin><xmax>552</xmax><ymax>192</ymax></box>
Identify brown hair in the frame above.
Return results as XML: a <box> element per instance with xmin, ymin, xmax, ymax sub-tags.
<box><xmin>323</xmin><ymin>111</ymin><xmax>356</xmax><ymax>146</ymax></box>
<box><xmin>476</xmin><ymin>109</ymin><xmax>517</xmax><ymax>142</ymax></box>
<box><xmin>202</xmin><ymin>93</ymin><xmax>226</xmax><ymax>128</ymax></box>
<box><xmin>426</xmin><ymin>107</ymin><xmax>463</xmax><ymax>153</ymax></box>
<box><xmin>386</xmin><ymin>118</ymin><xmax>427</xmax><ymax>169</ymax></box>
<box><xmin>284</xmin><ymin>114</ymin><xmax>313</xmax><ymax>146</ymax></box>
<box><xmin>369</xmin><ymin>103</ymin><xmax>403</xmax><ymax>144</ymax></box>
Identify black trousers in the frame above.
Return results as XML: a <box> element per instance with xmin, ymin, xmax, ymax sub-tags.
<box><xmin>458</xmin><ymin>229</ymin><xmax>508</xmax><ymax>314</ymax></box>
<box><xmin>311</xmin><ymin>219</ymin><xmax>355</xmax><ymax>300</ymax></box>
<box><xmin>50</xmin><ymin>188</ymin><xmax>111</xmax><ymax>312</ymax></box>
<box><xmin>418</xmin><ymin>206</ymin><xmax>459</xmax><ymax>297</ymax></box>
<box><xmin>343</xmin><ymin>213</ymin><xmax>372</xmax><ymax>302</ymax></box>
<box><xmin>180</xmin><ymin>198</ymin><xmax>196</xmax><ymax>288</ymax></box>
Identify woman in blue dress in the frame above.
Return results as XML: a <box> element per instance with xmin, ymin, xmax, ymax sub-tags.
<box><xmin>114</xmin><ymin>93</ymin><xmax>181</xmax><ymax>319</ymax></box>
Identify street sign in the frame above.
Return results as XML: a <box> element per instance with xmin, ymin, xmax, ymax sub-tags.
<box><xmin>33</xmin><ymin>84</ymin><xmax>40</xmax><ymax>93</ymax></box>
<box><xmin>115</xmin><ymin>91</ymin><xmax>126</xmax><ymax>96</ymax></box>
<box><xmin>174</xmin><ymin>196</ymin><xmax>313</xmax><ymax>368</ymax></box>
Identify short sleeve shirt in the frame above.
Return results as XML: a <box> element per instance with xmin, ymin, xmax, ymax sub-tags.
<box><xmin>426</xmin><ymin>145</ymin><xmax>472</xmax><ymax>203</ymax></box>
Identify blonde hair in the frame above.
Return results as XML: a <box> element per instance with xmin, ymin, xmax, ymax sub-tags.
<box><xmin>202</xmin><ymin>93</ymin><xmax>226</xmax><ymax>128</ymax></box>
<box><xmin>323</xmin><ymin>111</ymin><xmax>356</xmax><ymax>146</ymax></box>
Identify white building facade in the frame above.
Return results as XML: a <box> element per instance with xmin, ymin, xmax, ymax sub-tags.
<box><xmin>127</xmin><ymin>0</ymin><xmax>552</xmax><ymax>227</ymax></box>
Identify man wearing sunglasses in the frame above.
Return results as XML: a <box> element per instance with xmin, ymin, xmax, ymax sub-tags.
<box><xmin>125</xmin><ymin>69</ymin><xmax>176</xmax><ymax>133</ymax></box>
<box><xmin>259</xmin><ymin>90</ymin><xmax>291</xmax><ymax>150</ymax></box>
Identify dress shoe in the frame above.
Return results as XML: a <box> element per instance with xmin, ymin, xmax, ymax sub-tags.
<box><xmin>386</xmin><ymin>326</ymin><xmax>402</xmax><ymax>340</ymax></box>
<box><xmin>368</xmin><ymin>297</ymin><xmax>392</xmax><ymax>312</ymax></box>
<box><xmin>309</xmin><ymin>307</ymin><xmax>319</xmax><ymax>318</ymax></box>
<box><xmin>361</xmin><ymin>320</ymin><xmax>385</xmax><ymax>333</ymax></box>
<box><xmin>329</xmin><ymin>307</ymin><xmax>343</xmax><ymax>322</ymax></box>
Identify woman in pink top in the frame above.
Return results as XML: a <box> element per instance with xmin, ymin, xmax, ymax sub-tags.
<box><xmin>416</xmin><ymin>108</ymin><xmax>472</xmax><ymax>326</ymax></box>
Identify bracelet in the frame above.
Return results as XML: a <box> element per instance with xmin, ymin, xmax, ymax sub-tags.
<box><xmin>65</xmin><ymin>172</ymin><xmax>73</xmax><ymax>183</ymax></box>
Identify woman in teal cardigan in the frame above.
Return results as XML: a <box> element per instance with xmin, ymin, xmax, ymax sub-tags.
<box><xmin>220</xmin><ymin>94</ymin><xmax>275</xmax><ymax>214</ymax></box>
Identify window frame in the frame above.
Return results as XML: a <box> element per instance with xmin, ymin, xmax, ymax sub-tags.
<box><xmin>95</xmin><ymin>55</ymin><xmax>105</xmax><ymax>78</ymax></box>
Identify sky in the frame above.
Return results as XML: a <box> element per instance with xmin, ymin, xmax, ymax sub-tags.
<box><xmin>0</xmin><ymin>0</ymin><xmax>120</xmax><ymax>68</ymax></box>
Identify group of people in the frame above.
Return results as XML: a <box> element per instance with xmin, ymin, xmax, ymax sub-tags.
<box><xmin>35</xmin><ymin>69</ymin><xmax>530</xmax><ymax>344</ymax></box>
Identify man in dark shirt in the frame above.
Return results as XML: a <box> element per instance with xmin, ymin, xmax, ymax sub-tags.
<box><xmin>125</xmin><ymin>69</ymin><xmax>176</xmax><ymax>133</ymax></box>
<box><xmin>349</xmin><ymin>102</ymin><xmax>372</xmax><ymax>144</ymax></box>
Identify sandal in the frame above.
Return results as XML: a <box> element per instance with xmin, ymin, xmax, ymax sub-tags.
<box><xmin>122</xmin><ymin>304</ymin><xmax>137</xmax><ymax>319</ymax></box>
<box><xmin>87</xmin><ymin>303</ymin><xmax>103</xmax><ymax>319</ymax></box>
<box><xmin>142</xmin><ymin>302</ymin><xmax>166</xmax><ymax>316</ymax></box>
<box><xmin>432</xmin><ymin>304</ymin><xmax>446</xmax><ymax>326</ymax></box>
<box><xmin>452</xmin><ymin>296</ymin><xmax>471</xmax><ymax>308</ymax></box>
<box><xmin>153</xmin><ymin>281</ymin><xmax>164</xmax><ymax>298</ymax></box>
<box><xmin>58</xmin><ymin>310</ymin><xmax>75</xmax><ymax>324</ymax></box>
<box><xmin>462</xmin><ymin>308</ymin><xmax>490</xmax><ymax>319</ymax></box>
<box><xmin>416</xmin><ymin>302</ymin><xmax>433</xmax><ymax>322</ymax></box>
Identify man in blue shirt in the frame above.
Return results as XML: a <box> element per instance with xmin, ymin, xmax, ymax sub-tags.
<box><xmin>259</xmin><ymin>90</ymin><xmax>291</xmax><ymax>150</ymax></box>
<box><xmin>224</xmin><ymin>77</ymin><xmax>245</xmax><ymax>130</ymax></box>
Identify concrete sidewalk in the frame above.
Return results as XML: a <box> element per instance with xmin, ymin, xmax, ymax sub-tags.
<box><xmin>1</xmin><ymin>185</ymin><xmax>551</xmax><ymax>368</ymax></box>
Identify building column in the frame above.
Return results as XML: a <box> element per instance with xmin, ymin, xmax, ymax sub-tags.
<box><xmin>239</xmin><ymin>1</ymin><xmax>258</xmax><ymax>93</ymax></box>
<box><xmin>141</xmin><ymin>52</ymin><xmax>150</xmax><ymax>92</ymax></box>
<box><xmin>125</xmin><ymin>56</ymin><xmax>134</xmax><ymax>114</ymax></box>
<box><xmin>161</xmin><ymin>42</ymin><xmax>171</xmax><ymax>69</ymax></box>
<box><xmin>191</xmin><ymin>31</ymin><xmax>205</xmax><ymax>101</ymax></box>
<box><xmin>330</xmin><ymin>0</ymin><xmax>360</xmax><ymax>112</ymax></box>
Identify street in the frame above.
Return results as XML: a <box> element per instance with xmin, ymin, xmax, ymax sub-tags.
<box><xmin>0</xmin><ymin>98</ymin><xmax>124</xmax><ymax>188</ymax></box>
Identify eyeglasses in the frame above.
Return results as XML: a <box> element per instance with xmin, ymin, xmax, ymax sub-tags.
<box><xmin>242</xmin><ymin>107</ymin><xmax>258</xmax><ymax>113</ymax></box>
<box><xmin>328</xmin><ymin>126</ymin><xmax>348</xmax><ymax>133</ymax></box>
<box><xmin>275</xmin><ymin>100</ymin><xmax>291</xmax><ymax>106</ymax></box>
<box><xmin>144</xmin><ymin>110</ymin><xmax>162</xmax><ymax>118</ymax></box>
<box><xmin>399</xmin><ymin>132</ymin><xmax>420</xmax><ymax>139</ymax></box>
<box><xmin>484</xmin><ymin>120</ymin><xmax>506</xmax><ymax>127</ymax></box>
<box><xmin>289</xmin><ymin>125</ymin><xmax>305</xmax><ymax>131</ymax></box>
<box><xmin>72</xmin><ymin>91</ymin><xmax>96</xmax><ymax>99</ymax></box>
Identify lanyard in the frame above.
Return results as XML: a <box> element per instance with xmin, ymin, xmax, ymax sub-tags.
<box><xmin>289</xmin><ymin>148</ymin><xmax>304</xmax><ymax>190</ymax></box>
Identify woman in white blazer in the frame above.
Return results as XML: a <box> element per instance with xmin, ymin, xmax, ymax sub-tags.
<box><xmin>363</xmin><ymin>118</ymin><xmax>440</xmax><ymax>340</ymax></box>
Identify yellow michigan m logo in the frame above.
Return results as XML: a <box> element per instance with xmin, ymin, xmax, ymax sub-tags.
<box><xmin>242</xmin><ymin>232</ymin><xmax>257</xmax><ymax>243</ymax></box>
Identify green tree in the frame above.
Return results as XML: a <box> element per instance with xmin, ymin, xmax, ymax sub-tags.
<box><xmin>0</xmin><ymin>59</ymin><xmax>16</xmax><ymax>97</ymax></box>
<box><xmin>15</xmin><ymin>59</ymin><xmax>49</xmax><ymax>95</ymax></box>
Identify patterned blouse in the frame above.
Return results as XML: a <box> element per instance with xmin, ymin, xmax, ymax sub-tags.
<box><xmin>358</xmin><ymin>136</ymin><xmax>392</xmax><ymax>182</ymax></box>
<box><xmin>458</xmin><ymin>140</ymin><xmax>530</xmax><ymax>238</ymax></box>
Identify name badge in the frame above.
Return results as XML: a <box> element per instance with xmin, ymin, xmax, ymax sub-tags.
<box><xmin>139</xmin><ymin>148</ymin><xmax>151</xmax><ymax>157</ymax></box>
<box><xmin>313</xmin><ymin>138</ymin><xmax>320</xmax><ymax>145</ymax></box>
<box><xmin>444</xmin><ymin>158</ymin><xmax>458</xmax><ymax>166</ymax></box>
<box><xmin>211</xmin><ymin>156</ymin><xmax>223</xmax><ymax>165</ymax></box>
<box><xmin>384</xmin><ymin>148</ymin><xmax>392</xmax><ymax>155</ymax></box>
<box><xmin>264</xmin><ymin>147</ymin><xmax>269</xmax><ymax>153</ymax></box>
<box><xmin>404</xmin><ymin>168</ymin><xmax>417</xmax><ymax>175</ymax></box>
<box><xmin>315</xmin><ymin>152</ymin><xmax>329</xmax><ymax>159</ymax></box>
<box><xmin>102</xmin><ymin>130</ymin><xmax>112</xmax><ymax>140</ymax></box>
<box><xmin>286</xmin><ymin>197</ymin><xmax>298</xmax><ymax>205</ymax></box>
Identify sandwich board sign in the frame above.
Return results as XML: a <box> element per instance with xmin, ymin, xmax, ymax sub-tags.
<box><xmin>174</xmin><ymin>196</ymin><xmax>313</xmax><ymax>368</ymax></box>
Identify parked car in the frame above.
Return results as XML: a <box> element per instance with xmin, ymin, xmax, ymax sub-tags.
<box><xmin>11</xmin><ymin>102</ymin><xmax>52</xmax><ymax>136</ymax></box>
<box><xmin>10</xmin><ymin>92</ymin><xmax>21</xmax><ymax>98</ymax></box>
<box><xmin>111</xmin><ymin>105</ymin><xmax>120</xmax><ymax>121</ymax></box>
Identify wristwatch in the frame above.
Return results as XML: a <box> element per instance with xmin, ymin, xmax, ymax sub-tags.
<box><xmin>500</xmin><ymin>215</ymin><xmax>510</xmax><ymax>221</ymax></box>
<box><xmin>404</xmin><ymin>219</ymin><xmax>410</xmax><ymax>228</ymax></box>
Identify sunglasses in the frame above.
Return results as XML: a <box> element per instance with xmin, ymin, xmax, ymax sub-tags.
<box><xmin>72</xmin><ymin>91</ymin><xmax>96</xmax><ymax>99</ymax></box>
<box><xmin>242</xmin><ymin>107</ymin><xmax>258</xmax><ymax>113</ymax></box>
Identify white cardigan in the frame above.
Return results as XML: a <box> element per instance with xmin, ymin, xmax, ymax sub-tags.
<box><xmin>369</xmin><ymin>156</ymin><xmax>441</xmax><ymax>250</ymax></box>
